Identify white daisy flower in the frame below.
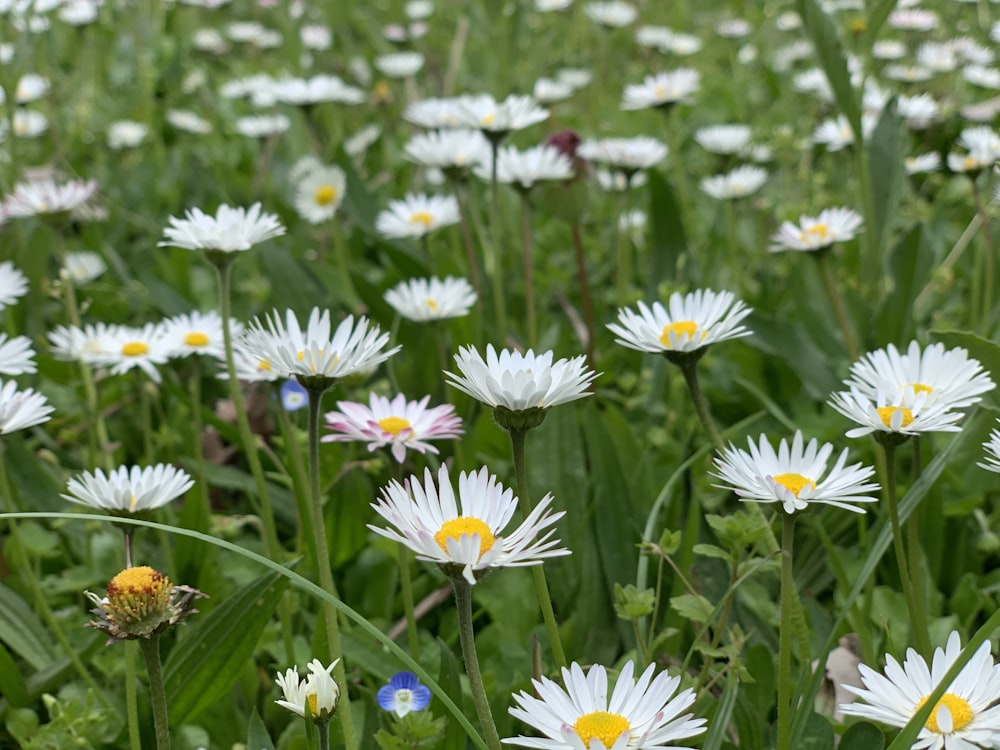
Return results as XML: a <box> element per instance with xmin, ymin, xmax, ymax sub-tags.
<box><xmin>368</xmin><ymin>464</ymin><xmax>569</xmax><ymax>585</ymax></box>
<box><xmin>216</xmin><ymin>342</ymin><xmax>281</xmax><ymax>383</ymax></box>
<box><xmin>888</xmin><ymin>8</ymin><xmax>938</xmax><ymax>31</ymax></box>
<box><xmin>557</xmin><ymin>68</ymin><xmax>592</xmax><ymax>90</ymax></box>
<box><xmin>843</xmin><ymin>341</ymin><xmax>994</xmax><ymax>411</ymax></box>
<box><xmin>963</xmin><ymin>64</ymin><xmax>1000</xmax><ymax>90</ymax></box>
<box><xmin>107</xmin><ymin>120</ymin><xmax>148</xmax><ymax>150</ymax></box>
<box><xmin>47</xmin><ymin>322</ymin><xmax>118</xmax><ymax>364</ymax></box>
<box><xmin>404</xmin><ymin>97</ymin><xmax>465</xmax><ymax>129</ymax></box>
<box><xmin>275</xmin><ymin>659</ymin><xmax>340</xmax><ymax>720</ymax></box>
<box><xmin>403</xmin><ymin>129</ymin><xmax>490</xmax><ymax>175</ymax></box>
<box><xmin>375</xmin><ymin>193</ymin><xmax>460</xmax><ymax>239</ymax></box>
<box><xmin>405</xmin><ymin>1</ymin><xmax>433</xmax><ymax>20</ymax></box>
<box><xmin>841</xmin><ymin>631</ymin><xmax>1000</xmax><ymax>747</ymax></box>
<box><xmin>898</xmin><ymin>93</ymin><xmax>939</xmax><ymax>129</ymax></box>
<box><xmin>905</xmin><ymin>152</ymin><xmax>941</xmax><ymax>175</ymax></box>
<box><xmin>235</xmin><ymin>114</ymin><xmax>291</xmax><ymax>139</ymax></box>
<box><xmin>793</xmin><ymin>68</ymin><xmax>834</xmax><ymax>102</ymax></box>
<box><xmin>62</xmin><ymin>251</ymin><xmax>107</xmax><ymax>285</ymax></box>
<box><xmin>58</xmin><ymin>1</ymin><xmax>100</xmax><ymax>26</ymax></box>
<box><xmin>917</xmin><ymin>41</ymin><xmax>959</xmax><ymax>73</ymax></box>
<box><xmin>384</xmin><ymin>276</ymin><xmax>477</xmax><ymax>322</ymax></box>
<box><xmin>578</xmin><ymin>137</ymin><xmax>668</xmax><ymax>172</ymax></box>
<box><xmin>159</xmin><ymin>203</ymin><xmax>285</xmax><ymax>254</ymax></box>
<box><xmin>446</xmin><ymin>344</ymin><xmax>598</xmax><ymax>413</ymax></box>
<box><xmin>717</xmin><ymin>17</ymin><xmax>751</xmax><ymax>38</ymax></box>
<box><xmin>63</xmin><ymin>464</ymin><xmax>194</xmax><ymax>514</ymax></box>
<box><xmin>828</xmin><ymin>387</ymin><xmax>964</xmax><ymax>439</ymax></box>
<box><xmin>456</xmin><ymin>94</ymin><xmax>549</xmax><ymax>135</ymax></box>
<box><xmin>99</xmin><ymin>322</ymin><xmax>173</xmax><ymax>382</ymax></box>
<box><xmin>583</xmin><ymin>0</ymin><xmax>637</xmax><ymax>27</ymax></box>
<box><xmin>533</xmin><ymin>77</ymin><xmax>574</xmax><ymax>104</ymax></box>
<box><xmin>2</xmin><ymin>177</ymin><xmax>98</xmax><ymax>219</ymax></box>
<box><xmin>814</xmin><ymin>115</ymin><xmax>865</xmax><ymax>152</ymax></box>
<box><xmin>294</xmin><ymin>165</ymin><xmax>346</xmax><ymax>224</ymax></box>
<box><xmin>884</xmin><ymin>64</ymin><xmax>933</xmax><ymax>83</ymax></box>
<box><xmin>345</xmin><ymin>124</ymin><xmax>382</xmax><ymax>158</ymax></box>
<box><xmin>713</xmin><ymin>431</ymin><xmax>879</xmax><ymax>514</ymax></box>
<box><xmin>504</xmin><ymin>660</ymin><xmax>707</xmax><ymax>750</ymax></box>
<box><xmin>607</xmin><ymin>289</ymin><xmax>753</xmax><ymax>355</ymax></box>
<box><xmin>300</xmin><ymin>23</ymin><xmax>332</xmax><ymax>50</ymax></box>
<box><xmin>0</xmin><ymin>334</ymin><xmax>36</xmax><ymax>375</ymax></box>
<box><xmin>694</xmin><ymin>124</ymin><xmax>753</xmax><ymax>155</ymax></box>
<box><xmin>192</xmin><ymin>27</ymin><xmax>229</xmax><ymax>54</ymax></box>
<box><xmin>166</xmin><ymin>109</ymin><xmax>213</xmax><ymax>135</ymax></box>
<box><xmin>621</xmin><ymin>69</ymin><xmax>700</xmax><ymax>111</ymax></box>
<box><xmin>0</xmin><ymin>261</ymin><xmax>29</xmax><ymax>310</ymax></box>
<box><xmin>162</xmin><ymin>310</ymin><xmax>242</xmax><ymax>359</ymax></box>
<box><xmin>0</xmin><ymin>380</ymin><xmax>54</xmax><ymax>434</ymax></box>
<box><xmin>240</xmin><ymin>308</ymin><xmax>399</xmax><ymax>384</ymax></box>
<box><xmin>536</xmin><ymin>0</ymin><xmax>573</xmax><ymax>10</ymax></box>
<box><xmin>666</xmin><ymin>31</ymin><xmax>702</xmax><ymax>56</ymax></box>
<box><xmin>375</xmin><ymin>51</ymin><xmax>424</xmax><ymax>79</ymax></box>
<box><xmin>15</xmin><ymin>73</ymin><xmax>49</xmax><ymax>104</ymax></box>
<box><xmin>474</xmin><ymin>144</ymin><xmax>574</xmax><ymax>189</ymax></box>
<box><xmin>872</xmin><ymin>39</ymin><xmax>907</xmax><ymax>61</ymax></box>
<box><xmin>769</xmin><ymin>207</ymin><xmax>863</xmax><ymax>252</ymax></box>
<box><xmin>978</xmin><ymin>420</ymin><xmax>1000</xmax><ymax>473</ymax></box>
<box><xmin>595</xmin><ymin>169</ymin><xmax>648</xmax><ymax>192</ymax></box>
<box><xmin>700</xmin><ymin>165</ymin><xmax>768</xmax><ymax>200</ymax></box>
<box><xmin>635</xmin><ymin>25</ymin><xmax>674</xmax><ymax>52</ymax></box>
<box><xmin>947</xmin><ymin>127</ymin><xmax>1000</xmax><ymax>175</ymax></box>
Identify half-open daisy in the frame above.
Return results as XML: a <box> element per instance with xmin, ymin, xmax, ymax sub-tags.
<box><xmin>621</xmin><ymin>69</ymin><xmax>700</xmax><ymax>111</ymax></box>
<box><xmin>63</xmin><ymin>464</ymin><xmax>194</xmax><ymax>514</ymax></box>
<box><xmin>578</xmin><ymin>137</ymin><xmax>668</xmax><ymax>174</ymax></box>
<box><xmin>475</xmin><ymin>144</ymin><xmax>574</xmax><ymax>190</ymax></box>
<box><xmin>769</xmin><ymin>207</ymin><xmax>863</xmax><ymax>252</ymax></box>
<box><xmin>240</xmin><ymin>308</ymin><xmax>399</xmax><ymax>388</ymax></box>
<box><xmin>275</xmin><ymin>659</ymin><xmax>341</xmax><ymax>721</ymax></box>
<box><xmin>294</xmin><ymin>165</ymin><xmax>346</xmax><ymax>224</ymax></box>
<box><xmin>0</xmin><ymin>380</ymin><xmax>54</xmax><ymax>434</ymax></box>
<box><xmin>843</xmin><ymin>341</ymin><xmax>994</xmax><ymax>412</ymax></box>
<box><xmin>504</xmin><ymin>660</ymin><xmax>707</xmax><ymax>750</ymax></box>
<box><xmin>828</xmin><ymin>387</ymin><xmax>965</xmax><ymax>439</ymax></box>
<box><xmin>403</xmin><ymin>129</ymin><xmax>490</xmax><ymax>180</ymax></box>
<box><xmin>978</xmin><ymin>420</ymin><xmax>1000</xmax><ymax>474</ymax></box>
<box><xmin>607</xmin><ymin>289</ymin><xmax>752</xmax><ymax>356</ymax></box>
<box><xmin>700</xmin><ymin>165</ymin><xmax>768</xmax><ymax>200</ymax></box>
<box><xmin>384</xmin><ymin>276</ymin><xmax>477</xmax><ymax>322</ymax></box>
<box><xmin>159</xmin><ymin>203</ymin><xmax>285</xmax><ymax>254</ymax></box>
<box><xmin>98</xmin><ymin>322</ymin><xmax>173</xmax><ymax>382</ymax></box>
<box><xmin>446</xmin><ymin>345</ymin><xmax>598</xmax><ymax>425</ymax></box>
<box><xmin>369</xmin><ymin>464</ymin><xmax>569</xmax><ymax>585</ymax></box>
<box><xmin>375</xmin><ymin>193</ymin><xmax>460</xmax><ymax>239</ymax></box>
<box><xmin>323</xmin><ymin>392</ymin><xmax>463</xmax><ymax>463</ymax></box>
<box><xmin>2</xmin><ymin>177</ymin><xmax>98</xmax><ymax>220</ymax></box>
<box><xmin>713</xmin><ymin>431</ymin><xmax>879</xmax><ymax>514</ymax></box>
<box><xmin>456</xmin><ymin>94</ymin><xmax>549</xmax><ymax>139</ymax></box>
<box><xmin>162</xmin><ymin>310</ymin><xmax>242</xmax><ymax>359</ymax></box>
<box><xmin>0</xmin><ymin>261</ymin><xmax>29</xmax><ymax>310</ymax></box>
<box><xmin>841</xmin><ymin>631</ymin><xmax>1000</xmax><ymax>747</ymax></box>
<box><xmin>0</xmin><ymin>334</ymin><xmax>36</xmax><ymax>375</ymax></box>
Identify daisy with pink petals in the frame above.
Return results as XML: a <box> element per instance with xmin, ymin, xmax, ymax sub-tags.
<box><xmin>322</xmin><ymin>393</ymin><xmax>463</xmax><ymax>463</ymax></box>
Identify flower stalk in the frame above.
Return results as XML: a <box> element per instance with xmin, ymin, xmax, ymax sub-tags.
<box><xmin>452</xmin><ymin>577</ymin><xmax>502</xmax><ymax>750</ymax></box>
<box><xmin>138</xmin><ymin>635</ymin><xmax>170</xmax><ymax>750</ymax></box>
<box><xmin>776</xmin><ymin>512</ymin><xmax>796</xmax><ymax>750</ymax></box>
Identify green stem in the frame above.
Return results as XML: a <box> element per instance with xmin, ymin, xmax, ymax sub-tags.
<box><xmin>676</xmin><ymin>355</ymin><xmax>724</xmax><ymax>454</ymax></box>
<box><xmin>124</xmin><ymin>641</ymin><xmax>142</xmax><ymax>750</ymax></box>
<box><xmin>274</xmin><ymin>396</ymin><xmax>313</xmax><ymax>564</ymax></box>
<box><xmin>571</xmin><ymin>224</ymin><xmax>597</xmax><ymax>367</ymax></box>
<box><xmin>971</xmin><ymin>180</ymin><xmax>995</xmax><ymax>335</ymax></box>
<box><xmin>776</xmin><ymin>512</ymin><xmax>796</xmax><ymax>750</ymax></box>
<box><xmin>814</xmin><ymin>249</ymin><xmax>859</xmax><ymax>362</ymax></box>
<box><xmin>615</xmin><ymin>189</ymin><xmax>630</xmax><ymax>305</ymax></box>
<box><xmin>187</xmin><ymin>361</ymin><xmax>212</xmax><ymax>525</ymax></box>
<box><xmin>397</xmin><ymin>543</ymin><xmax>420</xmax><ymax>655</ymax></box>
<box><xmin>855</xmin><ymin>136</ymin><xmax>878</xmax><ymax>291</ymax></box>
<box><xmin>452</xmin><ymin>578</ymin><xmax>502</xmax><ymax>750</ymax></box>
<box><xmin>139</xmin><ymin>635</ymin><xmax>170</xmax><ymax>750</ymax></box>
<box><xmin>330</xmin><ymin>225</ymin><xmax>361</xmax><ymax>312</ymax></box>
<box><xmin>488</xmin><ymin>142</ymin><xmax>508</xmax><ymax>345</ymax></box>
<box><xmin>520</xmin><ymin>193</ymin><xmax>537</xmax><ymax>348</ymax></box>
<box><xmin>318</xmin><ymin>720</ymin><xmax>330</xmax><ymax>750</ymax></box>
<box><xmin>452</xmin><ymin>183</ymin><xmax>483</xmax><ymax>296</ymax></box>
<box><xmin>509</xmin><ymin>428</ymin><xmax>567</xmax><ymax>668</ymax></box>
<box><xmin>305</xmin><ymin>385</ymin><xmax>357</xmax><ymax>750</ymax></box>
<box><xmin>907</xmin><ymin>437</ymin><xmax>926</xmax><ymax>648</ymax></box>
<box><xmin>881</xmin><ymin>441</ymin><xmax>931</xmax><ymax>657</ymax></box>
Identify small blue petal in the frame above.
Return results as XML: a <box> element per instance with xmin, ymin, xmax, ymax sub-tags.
<box><xmin>389</xmin><ymin>671</ymin><xmax>420</xmax><ymax>691</ymax></box>
<box><xmin>412</xmin><ymin>685</ymin><xmax>431</xmax><ymax>711</ymax></box>
<box><xmin>376</xmin><ymin>685</ymin><xmax>397</xmax><ymax>711</ymax></box>
<box><xmin>280</xmin><ymin>380</ymin><xmax>309</xmax><ymax>412</ymax></box>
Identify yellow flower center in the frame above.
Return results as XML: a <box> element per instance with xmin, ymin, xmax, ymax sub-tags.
<box><xmin>378</xmin><ymin>416</ymin><xmax>411</xmax><ymax>436</ymax></box>
<box><xmin>480</xmin><ymin>113</ymin><xmax>496</xmax><ymax>126</ymax></box>
<box><xmin>653</xmin><ymin>85</ymin><xmax>667</xmax><ymax>99</ymax></box>
<box><xmin>314</xmin><ymin>185</ymin><xmax>337</xmax><ymax>206</ymax></box>
<box><xmin>965</xmin><ymin>156</ymin><xmax>977</xmax><ymax>170</ymax></box>
<box><xmin>909</xmin><ymin>382</ymin><xmax>933</xmax><ymax>395</ymax></box>
<box><xmin>434</xmin><ymin>517</ymin><xmax>496</xmax><ymax>557</ymax></box>
<box><xmin>107</xmin><ymin>566</ymin><xmax>168</xmax><ymax>600</ymax></box>
<box><xmin>129</xmin><ymin>494</ymin><xmax>138</xmax><ymax>512</ymax></box>
<box><xmin>573</xmin><ymin>711</ymin><xmax>631</xmax><ymax>747</ymax></box>
<box><xmin>258</xmin><ymin>359</ymin><xmax>272</xmax><ymax>372</ymax></box>
<box><xmin>877</xmin><ymin>406</ymin><xmax>915</xmax><ymax>428</ymax></box>
<box><xmin>658</xmin><ymin>320</ymin><xmax>700</xmax><ymax>348</ymax></box>
<box><xmin>409</xmin><ymin>211</ymin><xmax>434</xmax><ymax>226</ymax></box>
<box><xmin>773</xmin><ymin>472</ymin><xmax>816</xmax><ymax>496</ymax></box>
<box><xmin>915</xmin><ymin>693</ymin><xmax>974</xmax><ymax>733</ymax></box>
<box><xmin>849</xmin><ymin>16</ymin><xmax>867</xmax><ymax>32</ymax></box>
<box><xmin>121</xmin><ymin>341</ymin><xmax>149</xmax><ymax>357</ymax></box>
<box><xmin>426</xmin><ymin>298</ymin><xmax>439</xmax><ymax>311</ymax></box>
<box><xmin>184</xmin><ymin>331</ymin><xmax>209</xmax><ymax>347</ymax></box>
<box><xmin>307</xmin><ymin>693</ymin><xmax>319</xmax><ymax>717</ymax></box>
<box><xmin>803</xmin><ymin>223</ymin><xmax>830</xmax><ymax>243</ymax></box>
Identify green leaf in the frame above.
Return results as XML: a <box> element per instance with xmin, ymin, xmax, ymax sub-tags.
<box><xmin>866</xmin><ymin>98</ymin><xmax>906</xmax><ymax>264</ymax></box>
<box><xmin>796</xmin><ymin>0</ymin><xmax>862</xmax><ymax>133</ymax></box>
<box><xmin>861</xmin><ymin>0</ymin><xmax>899</xmax><ymax>54</ymax></box>
<box><xmin>669</xmin><ymin>594</ymin><xmax>714</xmax><ymax>624</ymax></box>
<box><xmin>647</xmin><ymin>170</ymin><xmax>688</xmax><ymax>298</ymax></box>
<box><xmin>839</xmin><ymin>721</ymin><xmax>885</xmax><ymax>750</ymax></box>
<box><xmin>877</xmin><ymin>225</ymin><xmax>932</xmax><ymax>345</ymax></box>
<box><xmin>799</xmin><ymin>712</ymin><xmax>835</xmax><ymax>750</ymax></box>
<box><xmin>701</xmin><ymin>671</ymin><xmax>740</xmax><ymax>750</ymax></box>
<box><xmin>692</xmin><ymin>543</ymin><xmax>732</xmax><ymax>561</ymax></box>
<box><xmin>0</xmin><ymin>642</ymin><xmax>30</xmax><ymax>707</ymax></box>
<box><xmin>0</xmin><ymin>584</ymin><xmax>54</xmax><ymax>670</ymax></box>
<box><xmin>164</xmin><ymin>567</ymin><xmax>290</xmax><ymax>724</ymax></box>
<box><xmin>436</xmin><ymin>639</ymin><xmax>466</xmax><ymax>750</ymax></box>
<box><xmin>613</xmin><ymin>584</ymin><xmax>656</xmax><ymax>620</ymax></box>
<box><xmin>247</xmin><ymin>708</ymin><xmax>276</xmax><ymax>750</ymax></box>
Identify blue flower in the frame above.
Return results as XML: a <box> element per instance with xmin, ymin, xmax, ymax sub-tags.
<box><xmin>377</xmin><ymin>672</ymin><xmax>431</xmax><ymax>717</ymax></box>
<box><xmin>280</xmin><ymin>380</ymin><xmax>308</xmax><ymax>412</ymax></box>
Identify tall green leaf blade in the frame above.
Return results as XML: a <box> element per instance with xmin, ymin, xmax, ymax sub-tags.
<box><xmin>700</xmin><ymin>671</ymin><xmax>740</xmax><ymax>750</ymax></box>
<box><xmin>164</xmin><ymin>568</ymin><xmax>290</xmax><ymax>724</ymax></box>
<box><xmin>796</xmin><ymin>0</ymin><xmax>861</xmax><ymax>133</ymax></box>
<box><xmin>437</xmin><ymin>638</ymin><xmax>466</xmax><ymax>750</ymax></box>
<box><xmin>0</xmin><ymin>642</ymin><xmax>30</xmax><ymax>707</ymax></box>
<box><xmin>861</xmin><ymin>0</ymin><xmax>899</xmax><ymax>54</ymax></box>
<box><xmin>867</xmin><ymin>98</ymin><xmax>905</xmax><ymax>260</ymax></box>
<box><xmin>246</xmin><ymin>708</ymin><xmax>276</xmax><ymax>750</ymax></box>
<box><xmin>647</xmin><ymin>170</ymin><xmax>688</xmax><ymax>298</ymax></box>
<box><xmin>0</xmin><ymin>584</ymin><xmax>54</xmax><ymax>670</ymax></box>
<box><xmin>877</xmin><ymin>225</ymin><xmax>932</xmax><ymax>345</ymax></box>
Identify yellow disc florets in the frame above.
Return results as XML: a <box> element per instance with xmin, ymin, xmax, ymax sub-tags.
<box><xmin>916</xmin><ymin>692</ymin><xmax>974</xmax><ymax>733</ymax></box>
<box><xmin>435</xmin><ymin>517</ymin><xmax>496</xmax><ymax>558</ymax></box>
<box><xmin>574</xmin><ymin>711</ymin><xmax>631</xmax><ymax>747</ymax></box>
